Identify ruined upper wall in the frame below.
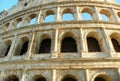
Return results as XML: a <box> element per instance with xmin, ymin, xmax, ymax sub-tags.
<box><xmin>0</xmin><ymin>0</ymin><xmax>116</xmax><ymax>20</ymax></box>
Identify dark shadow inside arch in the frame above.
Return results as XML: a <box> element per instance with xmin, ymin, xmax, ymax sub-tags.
<box><xmin>20</xmin><ymin>41</ymin><xmax>29</xmax><ymax>55</ymax></box>
<box><xmin>5</xmin><ymin>75</ymin><xmax>19</xmax><ymax>81</ymax></box>
<box><xmin>111</xmin><ymin>38</ymin><xmax>120</xmax><ymax>52</ymax></box>
<box><xmin>62</xmin><ymin>77</ymin><xmax>76</xmax><ymax>81</ymax></box>
<box><xmin>94</xmin><ymin>77</ymin><xmax>106</xmax><ymax>81</ymax></box>
<box><xmin>5</xmin><ymin>45</ymin><xmax>11</xmax><ymax>56</ymax></box>
<box><xmin>87</xmin><ymin>37</ymin><xmax>101</xmax><ymax>52</ymax></box>
<box><xmin>36</xmin><ymin>77</ymin><xmax>47</xmax><ymax>81</ymax></box>
<box><xmin>39</xmin><ymin>39</ymin><xmax>51</xmax><ymax>53</ymax></box>
<box><xmin>61</xmin><ymin>37</ymin><xmax>77</xmax><ymax>53</ymax></box>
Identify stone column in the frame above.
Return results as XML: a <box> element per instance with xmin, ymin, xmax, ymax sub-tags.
<box><xmin>7</xmin><ymin>20</ymin><xmax>14</xmax><ymax>31</ymax></box>
<box><xmin>86</xmin><ymin>69</ymin><xmax>89</xmax><ymax>81</ymax></box>
<box><xmin>55</xmin><ymin>7</ymin><xmax>61</xmax><ymax>22</ymax></box>
<box><xmin>21</xmin><ymin>14</ymin><xmax>29</xmax><ymax>26</ymax></box>
<box><xmin>51</xmin><ymin>29</ymin><xmax>58</xmax><ymax>58</ymax></box>
<box><xmin>93</xmin><ymin>7</ymin><xmax>101</xmax><ymax>21</ymax></box>
<box><xmin>27</xmin><ymin>31</ymin><xmax>36</xmax><ymax>59</ymax></box>
<box><xmin>110</xmin><ymin>8</ymin><xmax>120</xmax><ymax>22</ymax></box>
<box><xmin>101</xmin><ymin>28</ymin><xmax>114</xmax><ymax>57</ymax></box>
<box><xmin>52</xmin><ymin>69</ymin><xmax>56</xmax><ymax>81</ymax></box>
<box><xmin>36</xmin><ymin>10</ymin><xmax>42</xmax><ymax>24</ymax></box>
<box><xmin>75</xmin><ymin>6</ymin><xmax>81</xmax><ymax>20</ymax></box>
<box><xmin>21</xmin><ymin>70</ymin><xmax>29</xmax><ymax>81</ymax></box>
<box><xmin>4</xmin><ymin>35</ymin><xmax>17</xmax><ymax>61</ymax></box>
<box><xmin>80</xmin><ymin>28</ymin><xmax>87</xmax><ymax>56</ymax></box>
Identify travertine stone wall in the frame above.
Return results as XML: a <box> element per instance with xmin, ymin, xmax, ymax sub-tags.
<box><xmin>0</xmin><ymin>0</ymin><xmax>120</xmax><ymax>81</ymax></box>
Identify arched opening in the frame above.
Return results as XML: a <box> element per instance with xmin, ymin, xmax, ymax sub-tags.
<box><xmin>4</xmin><ymin>40</ymin><xmax>12</xmax><ymax>57</ymax></box>
<box><xmin>111</xmin><ymin>38</ymin><xmax>120</xmax><ymax>52</ymax></box>
<box><xmin>20</xmin><ymin>41</ymin><xmax>29</xmax><ymax>55</ymax></box>
<box><xmin>29</xmin><ymin>14</ymin><xmax>37</xmax><ymax>25</ymax></box>
<box><xmin>44</xmin><ymin>15</ymin><xmax>55</xmax><ymax>22</ymax></box>
<box><xmin>94</xmin><ymin>77</ymin><xmax>106</xmax><ymax>81</ymax></box>
<box><xmin>3</xmin><ymin>23</ymin><xmax>10</xmax><ymax>31</ymax></box>
<box><xmin>87</xmin><ymin>37</ymin><xmax>101</xmax><ymax>52</ymax></box>
<box><xmin>5</xmin><ymin>75</ymin><xmax>19</xmax><ymax>81</ymax></box>
<box><xmin>101</xmin><ymin>14</ymin><xmax>109</xmax><ymax>21</ymax></box>
<box><xmin>117</xmin><ymin>12</ymin><xmax>120</xmax><ymax>18</ymax></box>
<box><xmin>17</xmin><ymin>22</ymin><xmax>22</xmax><ymax>28</ymax></box>
<box><xmin>82</xmin><ymin>13</ymin><xmax>92</xmax><ymax>20</ymax></box>
<box><xmin>33</xmin><ymin>75</ymin><xmax>47</xmax><ymax>81</ymax></box>
<box><xmin>39</xmin><ymin>39</ymin><xmax>51</xmax><ymax>53</ymax></box>
<box><xmin>44</xmin><ymin>10</ymin><xmax>55</xmax><ymax>22</ymax></box>
<box><xmin>62</xmin><ymin>8</ymin><xmax>74</xmax><ymax>21</ymax></box>
<box><xmin>61</xmin><ymin>37</ymin><xmax>77</xmax><ymax>53</ymax></box>
<box><xmin>16</xmin><ymin>18</ymin><xmax>22</xmax><ymax>28</ymax></box>
<box><xmin>62</xmin><ymin>13</ymin><xmax>74</xmax><ymax>21</ymax></box>
<box><xmin>94</xmin><ymin>74</ymin><xmax>112</xmax><ymax>81</ymax></box>
<box><xmin>35</xmin><ymin>77</ymin><xmax>47</xmax><ymax>81</ymax></box>
<box><xmin>100</xmin><ymin>9</ymin><xmax>111</xmax><ymax>21</ymax></box>
<box><xmin>30</xmin><ymin>17</ymin><xmax>36</xmax><ymax>25</ymax></box>
<box><xmin>81</xmin><ymin>8</ymin><xmax>93</xmax><ymax>20</ymax></box>
<box><xmin>62</xmin><ymin>76</ymin><xmax>77</xmax><ymax>81</ymax></box>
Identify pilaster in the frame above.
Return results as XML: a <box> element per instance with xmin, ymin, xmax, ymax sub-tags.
<box><xmin>86</xmin><ymin>69</ymin><xmax>89</xmax><ymax>81</ymax></box>
<box><xmin>7</xmin><ymin>20</ymin><xmax>14</xmax><ymax>31</ymax></box>
<box><xmin>36</xmin><ymin>10</ymin><xmax>42</xmax><ymax>24</ymax></box>
<box><xmin>93</xmin><ymin>7</ymin><xmax>101</xmax><ymax>21</ymax></box>
<box><xmin>80</xmin><ymin>28</ymin><xmax>87</xmax><ymax>56</ymax></box>
<box><xmin>4</xmin><ymin>35</ymin><xmax>17</xmax><ymax>61</ymax></box>
<box><xmin>101</xmin><ymin>28</ymin><xmax>115</xmax><ymax>57</ymax></box>
<box><xmin>75</xmin><ymin>6</ymin><xmax>82</xmax><ymax>20</ymax></box>
<box><xmin>27</xmin><ymin>31</ymin><xmax>36</xmax><ymax>59</ymax></box>
<box><xmin>51</xmin><ymin>29</ymin><xmax>58</xmax><ymax>58</ymax></box>
<box><xmin>52</xmin><ymin>69</ymin><xmax>56</xmax><ymax>81</ymax></box>
<box><xmin>110</xmin><ymin>8</ymin><xmax>120</xmax><ymax>22</ymax></box>
<box><xmin>55</xmin><ymin>7</ymin><xmax>61</xmax><ymax>22</ymax></box>
<box><xmin>21</xmin><ymin>70</ymin><xmax>29</xmax><ymax>81</ymax></box>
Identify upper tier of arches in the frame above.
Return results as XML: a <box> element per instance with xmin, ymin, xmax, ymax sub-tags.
<box><xmin>0</xmin><ymin>5</ymin><xmax>120</xmax><ymax>33</ymax></box>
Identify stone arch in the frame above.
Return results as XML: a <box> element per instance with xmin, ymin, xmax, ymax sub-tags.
<box><xmin>2</xmin><ymin>22</ymin><xmax>10</xmax><ymax>31</ymax></box>
<box><xmin>100</xmin><ymin>9</ymin><xmax>111</xmax><ymax>21</ymax></box>
<box><xmin>61</xmin><ymin>8</ymin><xmax>74</xmax><ymax>21</ymax></box>
<box><xmin>44</xmin><ymin>10</ymin><xmax>55</xmax><ymax>22</ymax></box>
<box><xmin>61</xmin><ymin>74</ymin><xmax>78</xmax><ymax>81</ymax></box>
<box><xmin>4</xmin><ymin>75</ymin><xmax>19</xmax><ymax>81</ymax></box>
<box><xmin>15</xmin><ymin>18</ymin><xmax>23</xmax><ymax>28</ymax></box>
<box><xmin>60</xmin><ymin>32</ymin><xmax>77</xmax><ymax>53</ymax></box>
<box><xmin>92</xmin><ymin>73</ymin><xmax>113</xmax><ymax>81</ymax></box>
<box><xmin>86</xmin><ymin>31</ymin><xmax>103</xmax><ymax>52</ymax></box>
<box><xmin>25</xmin><ymin>13</ymin><xmax>37</xmax><ymax>25</ymax></box>
<box><xmin>81</xmin><ymin>7</ymin><xmax>93</xmax><ymax>20</ymax></box>
<box><xmin>110</xmin><ymin>32</ymin><xmax>120</xmax><ymax>52</ymax></box>
<box><xmin>14</xmin><ymin>36</ymin><xmax>29</xmax><ymax>56</ymax></box>
<box><xmin>38</xmin><ymin>34</ymin><xmax>51</xmax><ymax>54</ymax></box>
<box><xmin>0</xmin><ymin>40</ymin><xmax>12</xmax><ymax>57</ymax></box>
<box><xmin>117</xmin><ymin>12</ymin><xmax>120</xmax><ymax>18</ymax></box>
<box><xmin>33</xmin><ymin>75</ymin><xmax>47</xmax><ymax>81</ymax></box>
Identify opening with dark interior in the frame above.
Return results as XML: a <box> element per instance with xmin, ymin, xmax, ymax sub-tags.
<box><xmin>39</xmin><ymin>39</ymin><xmax>51</xmax><ymax>53</ymax></box>
<box><xmin>111</xmin><ymin>38</ymin><xmax>120</xmax><ymax>52</ymax></box>
<box><xmin>61</xmin><ymin>37</ymin><xmax>77</xmax><ymax>53</ymax></box>
<box><xmin>87</xmin><ymin>37</ymin><xmax>101</xmax><ymax>52</ymax></box>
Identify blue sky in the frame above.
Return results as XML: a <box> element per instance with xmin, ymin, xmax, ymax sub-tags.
<box><xmin>0</xmin><ymin>0</ymin><xmax>120</xmax><ymax>13</ymax></box>
<box><xmin>0</xmin><ymin>0</ymin><xmax>18</xmax><ymax>12</ymax></box>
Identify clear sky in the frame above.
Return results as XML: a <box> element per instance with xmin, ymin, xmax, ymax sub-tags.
<box><xmin>0</xmin><ymin>0</ymin><xmax>18</xmax><ymax>12</ymax></box>
<box><xmin>0</xmin><ymin>0</ymin><xmax>120</xmax><ymax>13</ymax></box>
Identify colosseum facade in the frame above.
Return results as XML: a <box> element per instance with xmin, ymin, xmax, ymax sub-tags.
<box><xmin>0</xmin><ymin>0</ymin><xmax>120</xmax><ymax>81</ymax></box>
